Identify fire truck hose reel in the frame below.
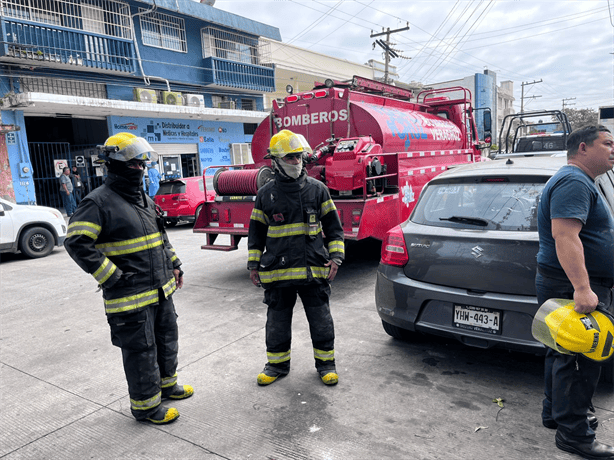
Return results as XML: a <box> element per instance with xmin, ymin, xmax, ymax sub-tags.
<box><xmin>213</xmin><ymin>166</ymin><xmax>274</xmax><ymax>196</ymax></box>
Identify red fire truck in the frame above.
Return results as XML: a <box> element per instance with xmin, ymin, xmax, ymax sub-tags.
<box><xmin>194</xmin><ymin>76</ymin><xmax>491</xmax><ymax>251</ymax></box>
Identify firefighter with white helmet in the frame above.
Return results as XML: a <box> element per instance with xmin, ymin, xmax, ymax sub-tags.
<box><xmin>64</xmin><ymin>132</ymin><xmax>193</xmax><ymax>425</ymax></box>
<box><xmin>248</xmin><ymin>129</ymin><xmax>345</xmax><ymax>386</ymax></box>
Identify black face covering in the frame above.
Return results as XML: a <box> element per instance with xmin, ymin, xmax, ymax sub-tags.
<box><xmin>107</xmin><ymin>160</ymin><xmax>145</xmax><ymax>185</ymax></box>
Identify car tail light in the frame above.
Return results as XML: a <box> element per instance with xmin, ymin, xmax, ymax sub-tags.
<box><xmin>380</xmin><ymin>225</ymin><xmax>408</xmax><ymax>267</ymax></box>
<box><xmin>211</xmin><ymin>208</ymin><xmax>219</xmax><ymax>222</ymax></box>
<box><xmin>352</xmin><ymin>209</ymin><xmax>361</xmax><ymax>225</ymax></box>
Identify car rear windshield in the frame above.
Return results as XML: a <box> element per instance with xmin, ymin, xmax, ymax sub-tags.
<box><xmin>411</xmin><ymin>177</ymin><xmax>548</xmax><ymax>231</ymax></box>
<box><xmin>515</xmin><ymin>136</ymin><xmax>565</xmax><ymax>153</ymax></box>
<box><xmin>157</xmin><ymin>181</ymin><xmax>186</xmax><ymax>195</ymax></box>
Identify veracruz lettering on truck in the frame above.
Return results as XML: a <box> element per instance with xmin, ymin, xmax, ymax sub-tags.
<box><xmin>274</xmin><ymin>110</ymin><xmax>349</xmax><ymax>129</ymax></box>
<box><xmin>365</xmin><ymin>104</ymin><xmax>461</xmax><ymax>150</ymax></box>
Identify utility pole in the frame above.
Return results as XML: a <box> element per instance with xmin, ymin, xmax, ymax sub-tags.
<box><xmin>520</xmin><ymin>79</ymin><xmax>543</xmax><ymax>114</ymax></box>
<box><xmin>562</xmin><ymin>97</ymin><xmax>576</xmax><ymax>110</ymax></box>
<box><xmin>371</xmin><ymin>24</ymin><xmax>410</xmax><ymax>84</ymax></box>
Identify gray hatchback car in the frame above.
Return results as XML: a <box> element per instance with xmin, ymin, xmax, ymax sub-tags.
<box><xmin>375</xmin><ymin>155</ymin><xmax>614</xmax><ymax>383</ymax></box>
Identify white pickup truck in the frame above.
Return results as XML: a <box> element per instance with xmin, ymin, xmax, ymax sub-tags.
<box><xmin>0</xmin><ymin>197</ymin><xmax>67</xmax><ymax>258</ymax></box>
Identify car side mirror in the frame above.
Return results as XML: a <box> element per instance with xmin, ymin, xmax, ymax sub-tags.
<box><xmin>0</xmin><ymin>204</ymin><xmax>5</xmax><ymax>216</ymax></box>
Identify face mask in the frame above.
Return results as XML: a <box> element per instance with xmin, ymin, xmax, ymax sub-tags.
<box><xmin>275</xmin><ymin>158</ymin><xmax>303</xmax><ymax>180</ymax></box>
<box><xmin>108</xmin><ymin>160</ymin><xmax>145</xmax><ymax>185</ymax></box>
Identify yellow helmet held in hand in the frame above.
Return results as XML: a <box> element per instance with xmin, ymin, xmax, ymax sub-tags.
<box><xmin>268</xmin><ymin>129</ymin><xmax>313</xmax><ymax>158</ymax></box>
<box><xmin>99</xmin><ymin>132</ymin><xmax>159</xmax><ymax>163</ymax></box>
<box><xmin>532</xmin><ymin>299</ymin><xmax>614</xmax><ymax>362</ymax></box>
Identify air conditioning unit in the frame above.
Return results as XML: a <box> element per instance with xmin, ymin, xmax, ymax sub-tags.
<box><xmin>184</xmin><ymin>94</ymin><xmax>205</xmax><ymax>107</ymax></box>
<box><xmin>134</xmin><ymin>88</ymin><xmax>157</xmax><ymax>103</ymax></box>
<box><xmin>218</xmin><ymin>101</ymin><xmax>236</xmax><ymax>109</ymax></box>
<box><xmin>162</xmin><ymin>91</ymin><xmax>183</xmax><ymax>106</ymax></box>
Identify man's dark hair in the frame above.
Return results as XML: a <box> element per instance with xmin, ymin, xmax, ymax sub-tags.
<box><xmin>63</xmin><ymin>167</ymin><xmax>70</xmax><ymax>173</ymax></box>
<box><xmin>567</xmin><ymin>124</ymin><xmax>611</xmax><ymax>159</ymax></box>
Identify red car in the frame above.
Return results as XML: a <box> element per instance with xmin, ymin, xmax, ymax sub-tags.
<box><xmin>154</xmin><ymin>176</ymin><xmax>214</xmax><ymax>227</ymax></box>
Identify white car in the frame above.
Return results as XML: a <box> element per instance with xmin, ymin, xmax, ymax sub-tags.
<box><xmin>0</xmin><ymin>197</ymin><xmax>67</xmax><ymax>258</ymax></box>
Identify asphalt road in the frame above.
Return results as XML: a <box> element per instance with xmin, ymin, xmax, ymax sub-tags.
<box><xmin>1</xmin><ymin>225</ymin><xmax>612</xmax><ymax>460</ymax></box>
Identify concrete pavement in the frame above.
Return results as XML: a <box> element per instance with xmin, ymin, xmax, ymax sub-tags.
<box><xmin>1</xmin><ymin>227</ymin><xmax>612</xmax><ymax>459</ymax></box>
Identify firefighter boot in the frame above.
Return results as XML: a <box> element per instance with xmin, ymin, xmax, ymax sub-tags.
<box><xmin>162</xmin><ymin>384</ymin><xmax>194</xmax><ymax>400</ymax></box>
<box><xmin>142</xmin><ymin>406</ymin><xmax>180</xmax><ymax>425</ymax></box>
<box><xmin>319</xmin><ymin>369</ymin><xmax>339</xmax><ymax>386</ymax></box>
<box><xmin>257</xmin><ymin>365</ymin><xmax>289</xmax><ymax>386</ymax></box>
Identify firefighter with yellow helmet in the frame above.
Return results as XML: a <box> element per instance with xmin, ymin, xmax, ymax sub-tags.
<box><xmin>535</xmin><ymin>124</ymin><xmax>614</xmax><ymax>459</ymax></box>
<box><xmin>248</xmin><ymin>129</ymin><xmax>345</xmax><ymax>386</ymax></box>
<box><xmin>64</xmin><ymin>132</ymin><xmax>193</xmax><ymax>425</ymax></box>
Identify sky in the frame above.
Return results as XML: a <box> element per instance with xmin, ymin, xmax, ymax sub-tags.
<box><xmin>213</xmin><ymin>0</ymin><xmax>614</xmax><ymax>113</ymax></box>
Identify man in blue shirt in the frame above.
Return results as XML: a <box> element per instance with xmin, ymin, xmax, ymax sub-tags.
<box><xmin>536</xmin><ymin>125</ymin><xmax>614</xmax><ymax>460</ymax></box>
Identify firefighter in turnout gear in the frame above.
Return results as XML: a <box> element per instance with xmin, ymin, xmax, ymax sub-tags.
<box><xmin>64</xmin><ymin>133</ymin><xmax>193</xmax><ymax>425</ymax></box>
<box><xmin>248</xmin><ymin>129</ymin><xmax>345</xmax><ymax>386</ymax></box>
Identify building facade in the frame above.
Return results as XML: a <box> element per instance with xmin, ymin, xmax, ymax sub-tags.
<box><xmin>0</xmin><ymin>0</ymin><xmax>280</xmax><ymax>206</ymax></box>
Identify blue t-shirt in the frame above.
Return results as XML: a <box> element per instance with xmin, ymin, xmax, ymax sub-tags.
<box><xmin>537</xmin><ymin>165</ymin><xmax>614</xmax><ymax>279</ymax></box>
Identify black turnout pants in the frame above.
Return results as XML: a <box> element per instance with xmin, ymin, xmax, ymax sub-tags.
<box><xmin>264</xmin><ymin>283</ymin><xmax>336</xmax><ymax>374</ymax></box>
<box><xmin>107</xmin><ymin>292</ymin><xmax>179</xmax><ymax>420</ymax></box>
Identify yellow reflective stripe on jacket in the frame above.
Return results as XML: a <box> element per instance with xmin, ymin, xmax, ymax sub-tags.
<box><xmin>93</xmin><ymin>257</ymin><xmax>117</xmax><ymax>284</ymax></box>
<box><xmin>267</xmin><ymin>349</ymin><xmax>291</xmax><ymax>364</ymax></box>
<box><xmin>328</xmin><ymin>240</ymin><xmax>345</xmax><ymax>256</ymax></box>
<box><xmin>259</xmin><ymin>267</ymin><xmax>307</xmax><ymax>283</ymax></box>
<box><xmin>259</xmin><ymin>266</ymin><xmax>329</xmax><ymax>283</ymax></box>
<box><xmin>95</xmin><ymin>232</ymin><xmax>163</xmax><ymax>256</ymax></box>
<box><xmin>267</xmin><ymin>222</ymin><xmax>322</xmax><ymax>238</ymax></box>
<box><xmin>131</xmin><ymin>391</ymin><xmax>161</xmax><ymax>411</ymax></box>
<box><xmin>248</xmin><ymin>249</ymin><xmax>262</xmax><ymax>262</ymax></box>
<box><xmin>313</xmin><ymin>348</ymin><xmax>335</xmax><ymax>361</ymax></box>
<box><xmin>250</xmin><ymin>208</ymin><xmax>269</xmax><ymax>225</ymax></box>
<box><xmin>311</xmin><ymin>266</ymin><xmax>330</xmax><ymax>279</ymax></box>
<box><xmin>104</xmin><ymin>289</ymin><xmax>159</xmax><ymax>315</ymax></box>
<box><xmin>67</xmin><ymin>221</ymin><xmax>101</xmax><ymax>240</ymax></box>
<box><xmin>320</xmin><ymin>199</ymin><xmax>337</xmax><ymax>217</ymax></box>
<box><xmin>162</xmin><ymin>277</ymin><xmax>177</xmax><ymax>299</ymax></box>
<box><xmin>161</xmin><ymin>373</ymin><xmax>178</xmax><ymax>389</ymax></box>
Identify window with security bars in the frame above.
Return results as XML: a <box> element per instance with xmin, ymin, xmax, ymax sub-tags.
<box><xmin>201</xmin><ymin>27</ymin><xmax>272</xmax><ymax>67</ymax></box>
<box><xmin>1</xmin><ymin>0</ymin><xmax>132</xmax><ymax>39</ymax></box>
<box><xmin>139</xmin><ymin>9</ymin><xmax>186</xmax><ymax>53</ymax></box>
<box><xmin>20</xmin><ymin>76</ymin><xmax>107</xmax><ymax>98</ymax></box>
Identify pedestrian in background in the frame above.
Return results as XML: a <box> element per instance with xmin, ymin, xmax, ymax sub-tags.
<box><xmin>64</xmin><ymin>132</ymin><xmax>193</xmax><ymax>425</ymax></box>
<box><xmin>535</xmin><ymin>124</ymin><xmax>614</xmax><ymax>460</ymax></box>
<box><xmin>248</xmin><ymin>129</ymin><xmax>345</xmax><ymax>386</ymax></box>
<box><xmin>147</xmin><ymin>162</ymin><xmax>161</xmax><ymax>197</ymax></box>
<box><xmin>70</xmin><ymin>166</ymin><xmax>85</xmax><ymax>205</ymax></box>
<box><xmin>59</xmin><ymin>166</ymin><xmax>76</xmax><ymax>217</ymax></box>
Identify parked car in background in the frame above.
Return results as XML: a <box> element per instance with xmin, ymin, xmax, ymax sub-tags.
<box><xmin>375</xmin><ymin>156</ymin><xmax>614</xmax><ymax>383</ymax></box>
<box><xmin>0</xmin><ymin>197</ymin><xmax>67</xmax><ymax>258</ymax></box>
<box><xmin>154</xmin><ymin>176</ymin><xmax>214</xmax><ymax>227</ymax></box>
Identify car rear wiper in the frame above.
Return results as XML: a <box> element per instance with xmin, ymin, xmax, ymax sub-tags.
<box><xmin>439</xmin><ymin>215</ymin><xmax>489</xmax><ymax>226</ymax></box>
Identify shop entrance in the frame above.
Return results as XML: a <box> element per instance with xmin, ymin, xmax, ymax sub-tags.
<box><xmin>25</xmin><ymin>116</ymin><xmax>108</xmax><ymax>209</ymax></box>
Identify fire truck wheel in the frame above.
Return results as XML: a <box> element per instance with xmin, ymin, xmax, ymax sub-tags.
<box><xmin>20</xmin><ymin>226</ymin><xmax>54</xmax><ymax>258</ymax></box>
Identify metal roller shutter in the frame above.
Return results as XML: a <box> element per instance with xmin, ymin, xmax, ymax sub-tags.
<box><xmin>154</xmin><ymin>144</ymin><xmax>198</xmax><ymax>155</ymax></box>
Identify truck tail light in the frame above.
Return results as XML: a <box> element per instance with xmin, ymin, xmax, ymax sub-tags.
<box><xmin>211</xmin><ymin>208</ymin><xmax>219</xmax><ymax>222</ymax></box>
<box><xmin>352</xmin><ymin>209</ymin><xmax>362</xmax><ymax>225</ymax></box>
<box><xmin>286</xmin><ymin>95</ymin><xmax>299</xmax><ymax>103</ymax></box>
<box><xmin>314</xmin><ymin>90</ymin><xmax>328</xmax><ymax>98</ymax></box>
<box><xmin>380</xmin><ymin>225</ymin><xmax>408</xmax><ymax>267</ymax></box>
<box><xmin>223</xmin><ymin>209</ymin><xmax>231</xmax><ymax>222</ymax></box>
<box><xmin>302</xmin><ymin>92</ymin><xmax>314</xmax><ymax>100</ymax></box>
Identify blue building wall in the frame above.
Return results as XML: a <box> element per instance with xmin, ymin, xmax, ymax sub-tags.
<box><xmin>1</xmin><ymin>110</ymin><xmax>36</xmax><ymax>204</ymax></box>
<box><xmin>0</xmin><ymin>0</ymin><xmax>279</xmax><ymax>203</ymax></box>
<box><xmin>108</xmin><ymin>116</ymin><xmax>253</xmax><ymax>176</ymax></box>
